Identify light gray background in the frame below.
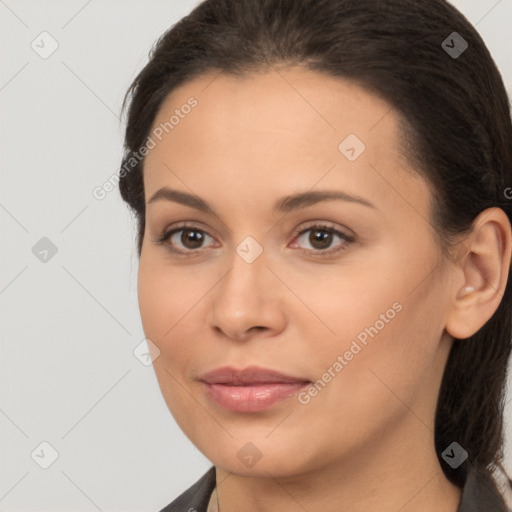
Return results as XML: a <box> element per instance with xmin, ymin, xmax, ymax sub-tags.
<box><xmin>1</xmin><ymin>1</ymin><xmax>512</xmax><ymax>511</ymax></box>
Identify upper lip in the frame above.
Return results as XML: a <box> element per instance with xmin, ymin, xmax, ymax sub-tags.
<box><xmin>199</xmin><ymin>366</ymin><xmax>310</xmax><ymax>385</ymax></box>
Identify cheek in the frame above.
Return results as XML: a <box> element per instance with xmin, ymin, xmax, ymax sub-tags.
<box><xmin>285</xmin><ymin>257</ymin><xmax>402</xmax><ymax>360</ymax></box>
<box><xmin>137</xmin><ymin>259</ymin><xmax>207</xmax><ymax>429</ymax></box>
<box><xmin>293</xmin><ymin>294</ymin><xmax>436</xmax><ymax>461</ymax></box>
<box><xmin>137</xmin><ymin>254</ymin><xmax>202</xmax><ymax>332</ymax></box>
<box><xmin>137</xmin><ymin>257</ymin><xmax>216</xmax><ymax>374</ymax></box>
<box><xmin>293</xmin><ymin>250</ymin><xmax>441</xmax><ymax>409</ymax></box>
<box><xmin>137</xmin><ymin>259</ymin><xmax>190</xmax><ymax>360</ymax></box>
<box><xmin>137</xmin><ymin>261</ymin><xmax>172</xmax><ymax>340</ymax></box>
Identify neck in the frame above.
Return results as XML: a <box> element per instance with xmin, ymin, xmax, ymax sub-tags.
<box><xmin>211</xmin><ymin>428</ymin><xmax>461</xmax><ymax>512</ymax></box>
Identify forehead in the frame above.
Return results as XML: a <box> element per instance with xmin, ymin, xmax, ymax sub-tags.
<box><xmin>147</xmin><ymin>65</ymin><xmax>400</xmax><ymax>158</ymax></box>
<box><xmin>143</xmin><ymin>66</ymin><xmax>431</xmax><ymax>224</ymax></box>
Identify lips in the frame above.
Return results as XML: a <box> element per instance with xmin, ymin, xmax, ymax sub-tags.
<box><xmin>199</xmin><ymin>365</ymin><xmax>310</xmax><ymax>385</ymax></box>
<box><xmin>199</xmin><ymin>366</ymin><xmax>311</xmax><ymax>412</ymax></box>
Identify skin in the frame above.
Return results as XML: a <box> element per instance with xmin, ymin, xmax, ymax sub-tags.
<box><xmin>137</xmin><ymin>65</ymin><xmax>512</xmax><ymax>512</ymax></box>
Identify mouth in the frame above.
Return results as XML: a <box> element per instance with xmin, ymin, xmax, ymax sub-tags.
<box><xmin>199</xmin><ymin>366</ymin><xmax>311</xmax><ymax>412</ymax></box>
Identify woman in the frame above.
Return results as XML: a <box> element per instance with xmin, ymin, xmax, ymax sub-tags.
<box><xmin>118</xmin><ymin>0</ymin><xmax>512</xmax><ymax>510</ymax></box>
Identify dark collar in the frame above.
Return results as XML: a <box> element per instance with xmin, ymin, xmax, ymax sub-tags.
<box><xmin>159</xmin><ymin>466</ymin><xmax>216</xmax><ymax>512</ymax></box>
<box><xmin>456</xmin><ymin>464</ymin><xmax>509</xmax><ymax>511</ymax></box>
<box><xmin>160</xmin><ymin>464</ymin><xmax>509</xmax><ymax>512</ymax></box>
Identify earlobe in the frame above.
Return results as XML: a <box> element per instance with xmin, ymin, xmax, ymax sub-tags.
<box><xmin>444</xmin><ymin>207</ymin><xmax>512</xmax><ymax>341</ymax></box>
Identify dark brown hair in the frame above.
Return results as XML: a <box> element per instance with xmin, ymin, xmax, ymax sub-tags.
<box><xmin>119</xmin><ymin>0</ymin><xmax>512</xmax><ymax>494</ymax></box>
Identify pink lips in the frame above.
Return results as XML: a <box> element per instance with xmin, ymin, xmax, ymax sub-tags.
<box><xmin>199</xmin><ymin>366</ymin><xmax>310</xmax><ymax>413</ymax></box>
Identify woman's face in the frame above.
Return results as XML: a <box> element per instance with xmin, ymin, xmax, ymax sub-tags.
<box><xmin>138</xmin><ymin>66</ymin><xmax>458</xmax><ymax>477</ymax></box>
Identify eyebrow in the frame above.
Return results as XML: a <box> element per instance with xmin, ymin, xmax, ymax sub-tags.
<box><xmin>147</xmin><ymin>187</ymin><xmax>378</xmax><ymax>215</ymax></box>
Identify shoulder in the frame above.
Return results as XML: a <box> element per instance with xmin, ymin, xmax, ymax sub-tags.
<box><xmin>158</xmin><ymin>466</ymin><xmax>216</xmax><ymax>512</ymax></box>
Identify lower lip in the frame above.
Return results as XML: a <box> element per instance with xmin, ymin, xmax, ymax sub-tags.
<box><xmin>202</xmin><ymin>381</ymin><xmax>309</xmax><ymax>412</ymax></box>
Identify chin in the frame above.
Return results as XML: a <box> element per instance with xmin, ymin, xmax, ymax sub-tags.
<box><xmin>204</xmin><ymin>438</ymin><xmax>316</xmax><ymax>477</ymax></box>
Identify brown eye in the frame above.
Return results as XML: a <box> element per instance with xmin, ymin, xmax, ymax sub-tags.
<box><xmin>154</xmin><ymin>225</ymin><xmax>216</xmax><ymax>253</ymax></box>
<box><xmin>292</xmin><ymin>224</ymin><xmax>355</xmax><ymax>256</ymax></box>
<box><xmin>180</xmin><ymin>228</ymin><xmax>205</xmax><ymax>249</ymax></box>
<box><xmin>308</xmin><ymin>228</ymin><xmax>333</xmax><ymax>250</ymax></box>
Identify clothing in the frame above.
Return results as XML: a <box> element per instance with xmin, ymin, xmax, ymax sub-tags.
<box><xmin>159</xmin><ymin>464</ymin><xmax>511</xmax><ymax>512</ymax></box>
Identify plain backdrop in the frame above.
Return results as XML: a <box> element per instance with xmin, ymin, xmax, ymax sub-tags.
<box><xmin>1</xmin><ymin>1</ymin><xmax>512</xmax><ymax>511</ymax></box>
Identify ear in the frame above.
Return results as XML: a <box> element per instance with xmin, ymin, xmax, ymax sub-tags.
<box><xmin>445</xmin><ymin>207</ymin><xmax>512</xmax><ymax>340</ymax></box>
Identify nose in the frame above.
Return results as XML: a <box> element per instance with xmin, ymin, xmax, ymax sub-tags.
<box><xmin>209</xmin><ymin>243</ymin><xmax>287</xmax><ymax>341</ymax></box>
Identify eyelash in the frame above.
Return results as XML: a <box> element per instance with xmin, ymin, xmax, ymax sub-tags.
<box><xmin>152</xmin><ymin>222</ymin><xmax>356</xmax><ymax>258</ymax></box>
